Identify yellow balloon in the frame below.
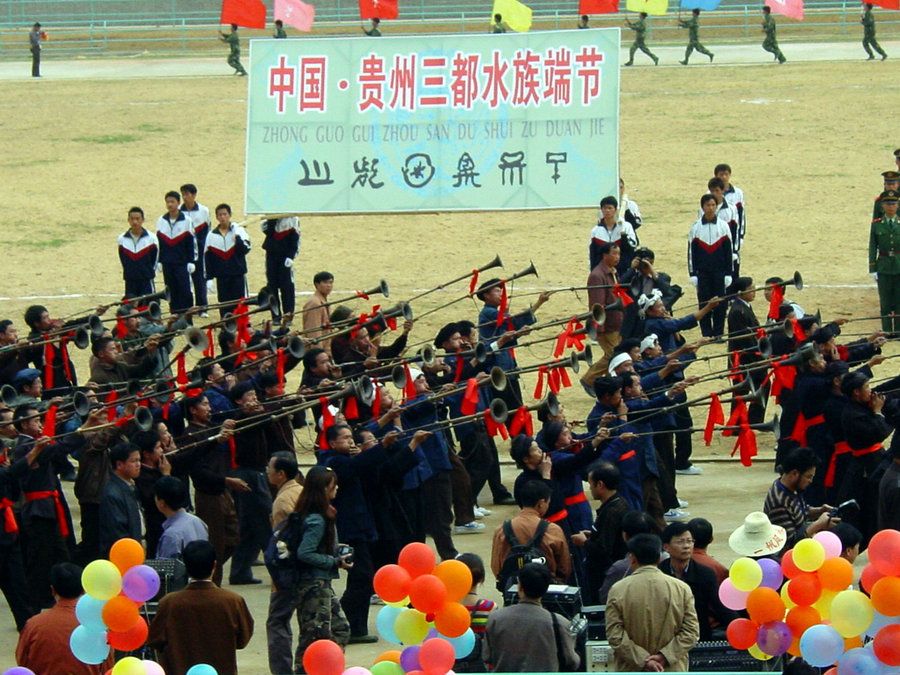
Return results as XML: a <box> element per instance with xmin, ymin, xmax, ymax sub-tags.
<box><xmin>112</xmin><ymin>656</ymin><xmax>146</xmax><ymax>675</ymax></box>
<box><xmin>82</xmin><ymin>559</ymin><xmax>122</xmax><ymax>601</ymax></box>
<box><xmin>394</xmin><ymin>608</ymin><xmax>428</xmax><ymax>645</ymax></box>
<box><xmin>830</xmin><ymin>590</ymin><xmax>874</xmax><ymax>638</ymax></box>
<box><xmin>780</xmin><ymin>581</ymin><xmax>797</xmax><ymax>609</ymax></box>
<box><xmin>747</xmin><ymin>644</ymin><xmax>773</xmax><ymax>661</ymax></box>
<box><xmin>730</xmin><ymin>558</ymin><xmax>764</xmax><ymax>592</ymax></box>
<box><xmin>814</xmin><ymin>589</ymin><xmax>838</xmax><ymax>620</ymax></box>
<box><xmin>385</xmin><ymin>596</ymin><xmax>410</xmax><ymax>608</ymax></box>
<box><xmin>793</xmin><ymin>539</ymin><xmax>826</xmax><ymax>572</ymax></box>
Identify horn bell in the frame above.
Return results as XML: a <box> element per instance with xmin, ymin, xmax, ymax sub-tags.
<box><xmin>489</xmin><ymin>398</ymin><xmax>509</xmax><ymax>424</ymax></box>
<box><xmin>489</xmin><ymin>366</ymin><xmax>507</xmax><ymax>391</ymax></box>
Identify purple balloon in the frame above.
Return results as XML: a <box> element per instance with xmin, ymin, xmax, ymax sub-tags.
<box><xmin>122</xmin><ymin>564</ymin><xmax>161</xmax><ymax>602</ymax></box>
<box><xmin>759</xmin><ymin>558</ymin><xmax>785</xmax><ymax>590</ymax></box>
<box><xmin>757</xmin><ymin>621</ymin><xmax>792</xmax><ymax>656</ymax></box>
<box><xmin>424</xmin><ymin>628</ymin><xmax>440</xmax><ymax>641</ymax></box>
<box><xmin>399</xmin><ymin>645</ymin><xmax>421</xmax><ymax>672</ymax></box>
<box><xmin>4</xmin><ymin>669</ymin><xmax>37</xmax><ymax>675</ymax></box>
<box><xmin>838</xmin><ymin>648</ymin><xmax>882</xmax><ymax>675</ymax></box>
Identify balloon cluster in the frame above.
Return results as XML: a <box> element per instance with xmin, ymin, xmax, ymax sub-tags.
<box><xmin>722</xmin><ymin>529</ymin><xmax>900</xmax><ymax>672</ymax></box>
<box><xmin>303</xmin><ymin>543</ymin><xmax>474</xmax><ymax>675</ymax></box>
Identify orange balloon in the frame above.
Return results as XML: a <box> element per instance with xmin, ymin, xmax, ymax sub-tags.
<box><xmin>434</xmin><ymin>559</ymin><xmax>473</xmax><ymax>603</ymax></box>
<box><xmin>409</xmin><ymin>574</ymin><xmax>447</xmax><ymax>615</ymax></box>
<box><xmin>817</xmin><ymin>557</ymin><xmax>854</xmax><ymax>592</ymax></box>
<box><xmin>781</xmin><ymin>550</ymin><xmax>801</xmax><ymax>579</ymax></box>
<box><xmin>786</xmin><ymin>637</ymin><xmax>802</xmax><ymax>657</ymax></box>
<box><xmin>107</xmin><ymin>616</ymin><xmax>148</xmax><ymax>651</ymax></box>
<box><xmin>871</xmin><ymin>576</ymin><xmax>900</xmax><ymax>616</ymax></box>
<box><xmin>398</xmin><ymin>543</ymin><xmax>436</xmax><ymax>579</ymax></box>
<box><xmin>374</xmin><ymin>565</ymin><xmax>412</xmax><ymax>603</ymax></box>
<box><xmin>823</xmin><ymin>668</ymin><xmax>837</xmax><ymax>675</ymax></box>
<box><xmin>785</xmin><ymin>605</ymin><xmax>820</xmax><ymax>637</ymax></box>
<box><xmin>109</xmin><ymin>538</ymin><xmax>145</xmax><ymax>574</ymax></box>
<box><xmin>860</xmin><ymin>563</ymin><xmax>885</xmax><ymax>593</ymax></box>
<box><xmin>434</xmin><ymin>601</ymin><xmax>471</xmax><ymax>638</ymax></box>
<box><xmin>374</xmin><ymin>650</ymin><xmax>402</xmax><ymax>665</ymax></box>
<box><xmin>101</xmin><ymin>595</ymin><xmax>140</xmax><ymax>633</ymax></box>
<box><xmin>787</xmin><ymin>573</ymin><xmax>821</xmax><ymax>606</ymax></box>
<box><xmin>844</xmin><ymin>635</ymin><xmax>863</xmax><ymax>651</ymax></box>
<box><xmin>746</xmin><ymin>587</ymin><xmax>786</xmax><ymax>625</ymax></box>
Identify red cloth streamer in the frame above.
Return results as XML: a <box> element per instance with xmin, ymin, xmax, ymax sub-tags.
<box><xmin>344</xmin><ymin>396</ymin><xmax>359</xmax><ymax>420</ymax></box>
<box><xmin>318</xmin><ymin>396</ymin><xmax>335</xmax><ymax>450</ymax></box>
<box><xmin>553</xmin><ymin>318</ymin><xmax>585</xmax><ymax>358</ymax></box>
<box><xmin>162</xmin><ymin>402</ymin><xmax>171</xmax><ymax>420</ymax></box>
<box><xmin>703</xmin><ymin>392</ymin><xmax>724</xmax><ymax>446</ymax></box>
<box><xmin>115</xmin><ymin>316</ymin><xmax>128</xmax><ymax>339</ymax></box>
<box><xmin>728</xmin><ymin>349</ymin><xmax>744</xmax><ymax>384</ymax></box>
<box><xmin>43</xmin><ymin>405</ymin><xmax>58</xmax><ymax>438</ymax></box>
<box><xmin>461</xmin><ymin>378</ymin><xmax>479</xmax><ymax>416</ymax></box>
<box><xmin>836</xmin><ymin>344</ymin><xmax>849</xmax><ymax>362</ymax></box>
<box><xmin>234</xmin><ymin>299</ymin><xmax>252</xmax><ymax>347</ymax></box>
<box><xmin>768</xmin><ymin>284</ymin><xmax>785</xmax><ymax>321</ymax></box>
<box><xmin>735</xmin><ymin>426</ymin><xmax>758</xmax><ymax>467</ymax></box>
<box><xmin>43</xmin><ymin>340</ymin><xmax>55</xmax><ymax>390</ymax></box>
<box><xmin>0</xmin><ymin>498</ymin><xmax>18</xmax><ymax>534</ymax></box>
<box><xmin>824</xmin><ymin>441</ymin><xmax>852</xmax><ymax>488</ymax></box>
<box><xmin>24</xmin><ymin>490</ymin><xmax>69</xmax><ymax>537</ymax></box>
<box><xmin>468</xmin><ymin>269</ymin><xmax>480</xmax><ymax>295</ymax></box>
<box><xmin>722</xmin><ymin>398</ymin><xmax>748</xmax><ymax>438</ymax></box>
<box><xmin>495</xmin><ymin>282</ymin><xmax>508</xmax><ymax>328</ymax></box>
<box><xmin>453</xmin><ymin>351</ymin><xmax>465</xmax><ymax>383</ymax></box>
<box><xmin>114</xmin><ymin>414</ymin><xmax>135</xmax><ymax>428</ymax></box>
<box><xmin>612</xmin><ymin>284</ymin><xmax>635</xmax><ymax>307</ymax></box>
<box><xmin>508</xmin><ymin>406</ymin><xmax>534</xmax><ymax>437</ymax></box>
<box><xmin>771</xmin><ymin>361</ymin><xmax>796</xmax><ymax>401</ymax></box>
<box><xmin>228</xmin><ymin>437</ymin><xmax>237</xmax><ymax>469</ymax></box>
<box><xmin>355</xmin><ymin>290</ymin><xmax>370</xmax><ymax>300</ymax></box>
<box><xmin>555</xmin><ymin>365</ymin><xmax>572</xmax><ymax>389</ymax></box>
<box><xmin>790</xmin><ymin>319</ymin><xmax>807</xmax><ymax>343</ymax></box>
<box><xmin>59</xmin><ymin>337</ymin><xmax>73</xmax><ymax>384</ymax></box>
<box><xmin>371</xmin><ymin>385</ymin><xmax>382</xmax><ymax>418</ymax></box>
<box><xmin>548</xmin><ymin>368</ymin><xmax>562</xmax><ymax>394</ymax></box>
<box><xmin>105</xmin><ymin>390</ymin><xmax>118</xmax><ymax>422</ymax></box>
<box><xmin>276</xmin><ymin>348</ymin><xmax>286</xmax><ymax>387</ymax></box>
<box><xmin>203</xmin><ymin>328</ymin><xmax>215</xmax><ymax>358</ymax></box>
<box><xmin>176</xmin><ymin>352</ymin><xmax>188</xmax><ymax>387</ymax></box>
<box><xmin>403</xmin><ymin>363</ymin><xmax>417</xmax><ymax>401</ymax></box>
<box><xmin>533</xmin><ymin>364</ymin><xmax>549</xmax><ymax>399</ymax></box>
<box><xmin>483</xmin><ymin>409</ymin><xmax>509</xmax><ymax>440</ymax></box>
<box><xmin>385</xmin><ymin>315</ymin><xmax>398</xmax><ymax>332</ymax></box>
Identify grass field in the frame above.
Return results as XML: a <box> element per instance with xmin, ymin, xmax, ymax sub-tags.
<box><xmin>0</xmin><ymin>57</ymin><xmax>896</xmax><ymax>671</ymax></box>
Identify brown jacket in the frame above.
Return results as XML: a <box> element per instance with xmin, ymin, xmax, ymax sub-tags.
<box><xmin>605</xmin><ymin>565</ymin><xmax>699</xmax><ymax>672</ymax></box>
<box><xmin>490</xmin><ymin>507</ymin><xmax>571</xmax><ymax>583</ymax></box>
<box><xmin>587</xmin><ymin>261</ymin><xmax>623</xmax><ymax>333</ymax></box>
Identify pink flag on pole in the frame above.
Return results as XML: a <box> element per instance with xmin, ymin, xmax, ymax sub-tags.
<box><xmin>275</xmin><ymin>0</ymin><xmax>316</xmax><ymax>31</ymax></box>
<box><xmin>765</xmin><ymin>0</ymin><xmax>803</xmax><ymax>20</ymax></box>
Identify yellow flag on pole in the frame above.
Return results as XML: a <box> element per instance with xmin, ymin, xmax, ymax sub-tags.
<box><xmin>491</xmin><ymin>0</ymin><xmax>533</xmax><ymax>32</ymax></box>
<box><xmin>625</xmin><ymin>0</ymin><xmax>669</xmax><ymax>15</ymax></box>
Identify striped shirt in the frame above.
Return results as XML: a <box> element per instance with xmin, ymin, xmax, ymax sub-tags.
<box><xmin>465</xmin><ymin>596</ymin><xmax>496</xmax><ymax>635</ymax></box>
<box><xmin>763</xmin><ymin>479</ymin><xmax>808</xmax><ymax>548</ymax></box>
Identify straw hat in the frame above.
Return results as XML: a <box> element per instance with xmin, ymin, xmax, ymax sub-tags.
<box><xmin>728</xmin><ymin>512</ymin><xmax>787</xmax><ymax>557</ymax></box>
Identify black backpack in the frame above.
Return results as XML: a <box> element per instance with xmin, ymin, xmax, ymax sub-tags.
<box><xmin>495</xmin><ymin>519</ymin><xmax>550</xmax><ymax>592</ymax></box>
<box><xmin>264</xmin><ymin>512</ymin><xmax>308</xmax><ymax>589</ymax></box>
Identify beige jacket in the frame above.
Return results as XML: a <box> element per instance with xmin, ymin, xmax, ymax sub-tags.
<box><xmin>605</xmin><ymin>564</ymin><xmax>700</xmax><ymax>672</ymax></box>
<box><xmin>271</xmin><ymin>479</ymin><xmax>302</xmax><ymax>528</ymax></box>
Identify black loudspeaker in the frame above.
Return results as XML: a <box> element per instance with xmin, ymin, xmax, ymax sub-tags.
<box><xmin>502</xmin><ymin>583</ymin><xmax>583</xmax><ymax>620</ymax></box>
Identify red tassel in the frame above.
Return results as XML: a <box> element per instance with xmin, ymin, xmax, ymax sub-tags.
<box><xmin>276</xmin><ymin>348</ymin><xmax>286</xmax><ymax>387</ymax></box>
<box><xmin>228</xmin><ymin>436</ymin><xmax>237</xmax><ymax>469</ymax></box>
<box><xmin>508</xmin><ymin>406</ymin><xmax>534</xmax><ymax>437</ymax></box>
<box><xmin>533</xmin><ymin>365</ymin><xmax>548</xmax><ymax>399</ymax></box>
<box><xmin>403</xmin><ymin>363</ymin><xmax>417</xmax><ymax>401</ymax></box>
<box><xmin>59</xmin><ymin>337</ymin><xmax>73</xmax><ymax>384</ymax></box>
<box><xmin>105</xmin><ymin>390</ymin><xmax>118</xmax><ymax>422</ymax></box>
<box><xmin>468</xmin><ymin>269</ymin><xmax>479</xmax><ymax>295</ymax></box>
<box><xmin>371</xmin><ymin>385</ymin><xmax>382</xmax><ymax>418</ymax></box>
<box><xmin>791</xmin><ymin>319</ymin><xmax>807</xmax><ymax>343</ymax></box>
<box><xmin>556</xmin><ymin>366</ymin><xmax>572</xmax><ymax>389</ymax></box>
<box><xmin>461</xmin><ymin>378</ymin><xmax>479</xmax><ymax>416</ymax></box>
<box><xmin>176</xmin><ymin>352</ymin><xmax>188</xmax><ymax>387</ymax></box>
<box><xmin>495</xmin><ymin>281</ymin><xmax>508</xmax><ymax>329</ymax></box>
<box><xmin>612</xmin><ymin>284</ymin><xmax>634</xmax><ymax>307</ymax></box>
<box><xmin>43</xmin><ymin>405</ymin><xmax>58</xmax><ymax>437</ymax></box>
<box><xmin>344</xmin><ymin>395</ymin><xmax>359</xmax><ymax>420</ymax></box>
<box><xmin>548</xmin><ymin>368</ymin><xmax>561</xmax><ymax>394</ymax></box>
<box><xmin>453</xmin><ymin>351</ymin><xmax>464</xmax><ymax>383</ymax></box>
<box><xmin>704</xmin><ymin>392</ymin><xmax>725</xmax><ymax>446</ymax></box>
<box><xmin>203</xmin><ymin>328</ymin><xmax>215</xmax><ymax>358</ymax></box>
<box><xmin>736</xmin><ymin>426</ymin><xmax>757</xmax><ymax>467</ymax></box>
<box><xmin>43</xmin><ymin>340</ymin><xmax>55</xmax><ymax>390</ymax></box>
<box><xmin>722</xmin><ymin>398</ymin><xmax>748</xmax><ymax>438</ymax></box>
<box><xmin>768</xmin><ymin>284</ymin><xmax>785</xmax><ymax>321</ymax></box>
<box><xmin>115</xmin><ymin>316</ymin><xmax>128</xmax><ymax>339</ymax></box>
<box><xmin>162</xmin><ymin>402</ymin><xmax>171</xmax><ymax>420</ymax></box>
<box><xmin>355</xmin><ymin>290</ymin><xmax>370</xmax><ymax>300</ymax></box>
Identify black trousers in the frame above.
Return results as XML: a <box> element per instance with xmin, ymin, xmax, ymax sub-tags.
<box><xmin>192</xmin><ymin>252</ymin><xmax>208</xmax><ymax>308</ymax></box>
<box><xmin>340</xmin><ymin>539</ymin><xmax>374</xmax><ymax>636</ymax></box>
<box><xmin>673</xmin><ymin>406</ymin><xmax>694</xmax><ymax>470</ymax></box>
<box><xmin>216</xmin><ymin>275</ymin><xmax>248</xmax><ymax>309</ymax></box>
<box><xmin>31</xmin><ymin>47</ymin><xmax>40</xmax><ymax>77</ymax></box>
<box><xmin>78</xmin><ymin>502</ymin><xmax>101</xmax><ymax>565</ymax></box>
<box><xmin>423</xmin><ymin>472</ymin><xmax>456</xmax><ymax>560</ymax></box>
<box><xmin>229</xmin><ymin>468</ymin><xmax>273</xmax><ymax>582</ymax></box>
<box><xmin>24</xmin><ymin>517</ymin><xmax>70</xmax><ymax>609</ymax></box>
<box><xmin>266</xmin><ymin>256</ymin><xmax>296</xmax><ymax>316</ymax></box>
<box><xmin>655</xmin><ymin>434</ymin><xmax>679</xmax><ymax>511</ymax></box>
<box><xmin>0</xmin><ymin>540</ymin><xmax>35</xmax><ymax>630</ymax></box>
<box><xmin>162</xmin><ymin>263</ymin><xmax>193</xmax><ymax>313</ymax></box>
<box><xmin>459</xmin><ymin>428</ymin><xmax>496</xmax><ymax>504</ymax></box>
<box><xmin>696</xmin><ymin>272</ymin><xmax>727</xmax><ymax>336</ymax></box>
<box><xmin>124</xmin><ymin>277</ymin><xmax>154</xmax><ymax>299</ymax></box>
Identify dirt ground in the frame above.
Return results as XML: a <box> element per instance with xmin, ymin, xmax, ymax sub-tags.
<box><xmin>0</xmin><ymin>56</ymin><xmax>896</xmax><ymax>670</ymax></box>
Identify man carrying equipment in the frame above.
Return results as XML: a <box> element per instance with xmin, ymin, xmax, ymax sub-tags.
<box><xmin>219</xmin><ymin>24</ymin><xmax>247</xmax><ymax>75</ymax></box>
<box><xmin>679</xmin><ymin>9</ymin><xmax>714</xmax><ymax>65</ymax></box>
<box><xmin>625</xmin><ymin>13</ymin><xmax>659</xmax><ymax>66</ymax></box>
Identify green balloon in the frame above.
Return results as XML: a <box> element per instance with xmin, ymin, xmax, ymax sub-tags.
<box><xmin>371</xmin><ymin>662</ymin><xmax>403</xmax><ymax>675</ymax></box>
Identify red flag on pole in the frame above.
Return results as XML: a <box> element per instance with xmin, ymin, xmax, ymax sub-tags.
<box><xmin>765</xmin><ymin>0</ymin><xmax>804</xmax><ymax>21</ymax></box>
<box><xmin>221</xmin><ymin>0</ymin><xmax>266</xmax><ymax>29</ymax></box>
<box><xmin>275</xmin><ymin>0</ymin><xmax>316</xmax><ymax>31</ymax></box>
<box><xmin>870</xmin><ymin>0</ymin><xmax>899</xmax><ymax>8</ymax></box>
<box><xmin>579</xmin><ymin>0</ymin><xmax>620</xmax><ymax>13</ymax></box>
<box><xmin>359</xmin><ymin>0</ymin><xmax>399</xmax><ymax>20</ymax></box>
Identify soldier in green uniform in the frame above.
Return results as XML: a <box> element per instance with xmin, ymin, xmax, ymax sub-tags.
<box><xmin>873</xmin><ymin>171</ymin><xmax>900</xmax><ymax>221</ymax></box>
<box><xmin>492</xmin><ymin>14</ymin><xmax>508</xmax><ymax>33</ymax></box>
<box><xmin>362</xmin><ymin>18</ymin><xmax>381</xmax><ymax>36</ymax></box>
<box><xmin>761</xmin><ymin>6</ymin><xmax>786</xmax><ymax>63</ymax></box>
<box><xmin>274</xmin><ymin>19</ymin><xmax>287</xmax><ymax>38</ymax></box>
<box><xmin>625</xmin><ymin>13</ymin><xmax>659</xmax><ymax>66</ymax></box>
<box><xmin>870</xmin><ymin>190</ymin><xmax>900</xmax><ymax>333</ymax></box>
<box><xmin>679</xmin><ymin>9</ymin><xmax>714</xmax><ymax>65</ymax></box>
<box><xmin>861</xmin><ymin>4</ymin><xmax>887</xmax><ymax>61</ymax></box>
<box><xmin>219</xmin><ymin>24</ymin><xmax>247</xmax><ymax>76</ymax></box>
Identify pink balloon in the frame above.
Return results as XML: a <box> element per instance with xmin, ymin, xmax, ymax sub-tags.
<box><xmin>344</xmin><ymin>669</ymin><xmax>372</xmax><ymax>675</ymax></box>
<box><xmin>142</xmin><ymin>661</ymin><xmax>166</xmax><ymax>675</ymax></box>
<box><xmin>813</xmin><ymin>531</ymin><xmax>843</xmax><ymax>560</ymax></box>
<box><xmin>719</xmin><ymin>578</ymin><xmax>751</xmax><ymax>611</ymax></box>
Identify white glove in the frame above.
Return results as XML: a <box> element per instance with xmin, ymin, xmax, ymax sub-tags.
<box><xmin>207</xmin><ymin>279</ymin><xmax>216</xmax><ymax>294</ymax></box>
<box><xmin>155</xmin><ymin>262</ymin><xmax>162</xmax><ymax>273</ymax></box>
<box><xmin>724</xmin><ymin>276</ymin><xmax>733</xmax><ymax>288</ymax></box>
<box><xmin>871</xmin><ymin>272</ymin><xmax>878</xmax><ymax>281</ymax></box>
<box><xmin>284</xmin><ymin>258</ymin><xmax>293</xmax><ymax>269</ymax></box>
<box><xmin>187</xmin><ymin>263</ymin><xmax>196</xmax><ymax>274</ymax></box>
<box><xmin>689</xmin><ymin>276</ymin><xmax>698</xmax><ymax>287</ymax></box>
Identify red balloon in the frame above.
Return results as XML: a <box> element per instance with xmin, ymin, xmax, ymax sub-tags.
<box><xmin>874</xmin><ymin>625</ymin><xmax>900</xmax><ymax>666</ymax></box>
<box><xmin>303</xmin><ymin>639</ymin><xmax>346</xmax><ymax>675</ymax></box>
<box><xmin>787</xmin><ymin>573</ymin><xmax>821</xmax><ymax>606</ymax></box>
<box><xmin>419</xmin><ymin>638</ymin><xmax>456</xmax><ymax>675</ymax></box>
<box><xmin>409</xmin><ymin>574</ymin><xmax>447</xmax><ymax>615</ymax></box>
<box><xmin>398</xmin><ymin>543</ymin><xmax>436</xmax><ymax>579</ymax></box>
<box><xmin>374</xmin><ymin>564</ymin><xmax>412</xmax><ymax>603</ymax></box>
<box><xmin>107</xmin><ymin>616</ymin><xmax>148</xmax><ymax>651</ymax></box>
<box><xmin>746</xmin><ymin>587</ymin><xmax>785</xmax><ymax>625</ymax></box>
<box><xmin>726</xmin><ymin>618</ymin><xmax>758</xmax><ymax>650</ymax></box>
<box><xmin>781</xmin><ymin>550</ymin><xmax>802</xmax><ymax>579</ymax></box>
<box><xmin>860</xmin><ymin>563</ymin><xmax>886</xmax><ymax>593</ymax></box>
<box><xmin>868</xmin><ymin>530</ymin><xmax>900</xmax><ymax>577</ymax></box>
